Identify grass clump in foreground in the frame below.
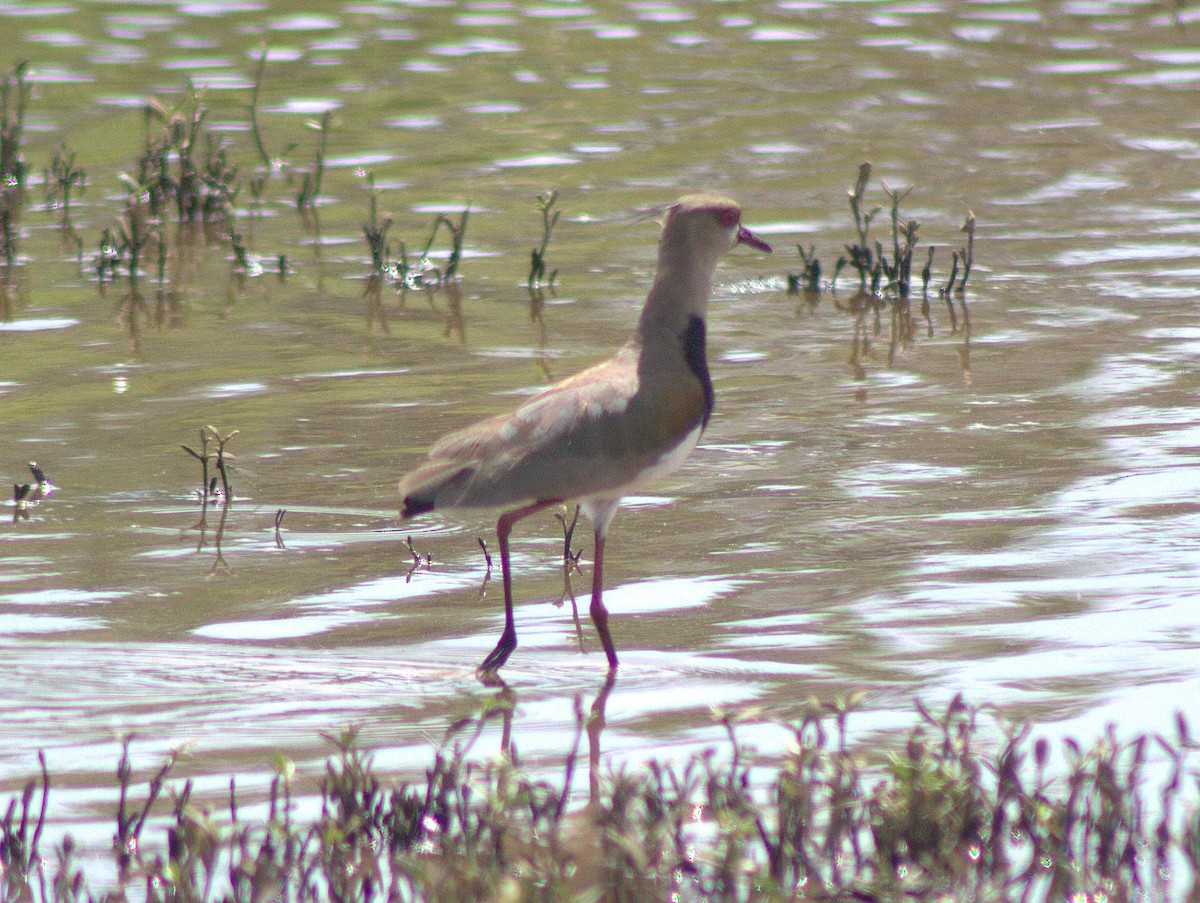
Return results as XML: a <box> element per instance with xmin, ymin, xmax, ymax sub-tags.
<box><xmin>3</xmin><ymin>695</ymin><xmax>1200</xmax><ymax>902</ymax></box>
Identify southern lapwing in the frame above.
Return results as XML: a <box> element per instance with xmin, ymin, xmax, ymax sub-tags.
<box><xmin>399</xmin><ymin>194</ymin><xmax>771</xmax><ymax>673</ymax></box>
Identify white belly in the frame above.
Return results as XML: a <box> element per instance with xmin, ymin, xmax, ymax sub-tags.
<box><xmin>626</xmin><ymin>423</ymin><xmax>703</xmax><ymax>492</ymax></box>
<box><xmin>580</xmin><ymin>424</ymin><xmax>703</xmax><ymax>533</ymax></box>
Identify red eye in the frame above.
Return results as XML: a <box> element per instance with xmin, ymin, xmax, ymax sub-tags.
<box><xmin>715</xmin><ymin>207</ymin><xmax>739</xmax><ymax>228</ymax></box>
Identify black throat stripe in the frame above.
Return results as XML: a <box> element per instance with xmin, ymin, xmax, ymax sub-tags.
<box><xmin>682</xmin><ymin>315</ymin><xmax>715</xmax><ymax>428</ymax></box>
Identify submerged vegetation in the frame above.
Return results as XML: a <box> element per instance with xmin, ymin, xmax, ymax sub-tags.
<box><xmin>0</xmin><ymin>57</ymin><xmax>977</xmax><ymax>369</ymax></box>
<box><xmin>9</xmin><ymin>461</ymin><xmax>51</xmax><ymax>524</ymax></box>
<box><xmin>527</xmin><ymin>189</ymin><xmax>560</xmax><ymax>291</ymax></box>
<box><xmin>2</xmin><ymin>696</ymin><xmax>1199</xmax><ymax>902</ymax></box>
<box><xmin>784</xmin><ymin>161</ymin><xmax>977</xmax><ymax>377</ymax></box>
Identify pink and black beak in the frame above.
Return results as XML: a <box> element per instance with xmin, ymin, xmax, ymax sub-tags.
<box><xmin>737</xmin><ymin>224</ymin><xmax>772</xmax><ymax>254</ymax></box>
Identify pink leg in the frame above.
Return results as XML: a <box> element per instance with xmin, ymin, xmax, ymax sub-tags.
<box><xmin>589</xmin><ymin>528</ymin><xmax>619</xmax><ymax>670</ymax></box>
<box><xmin>478</xmin><ymin>499</ymin><xmax>561</xmax><ymax>674</ymax></box>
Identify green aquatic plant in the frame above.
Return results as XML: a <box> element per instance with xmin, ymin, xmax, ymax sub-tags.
<box><xmin>360</xmin><ymin>172</ymin><xmax>393</xmax><ymax>274</ymax></box>
<box><xmin>95</xmin><ymin>225</ymin><xmax>123</xmax><ymax>285</ymax></box>
<box><xmin>113</xmin><ymin>177</ymin><xmax>157</xmax><ymax>281</ymax></box>
<box><xmin>439</xmin><ymin>207</ymin><xmax>469</xmax><ymax>282</ymax></box>
<box><xmin>359</xmin><ymin>173</ymin><xmax>394</xmax><ymax>332</ymax></box>
<box><xmin>790</xmin><ymin>161</ymin><xmax>978</xmax><ymax>372</ymax></box>
<box><xmin>0</xmin><ymin>751</ymin><xmax>48</xmax><ymax>900</ymax></box>
<box><xmin>801</xmin><ymin>162</ymin><xmax>976</xmax><ymax>314</ymax></box>
<box><xmin>389</xmin><ymin>208</ymin><xmax>470</xmax><ymax>301</ymax></box>
<box><xmin>418</xmin><ymin>209</ymin><xmax>468</xmax><ymax>286</ymax></box>
<box><xmin>0</xmin><ymin>61</ymin><xmax>29</xmax><ymax>195</ymax></box>
<box><xmin>3</xmin><ymin>698</ymin><xmax>1198</xmax><ymax>902</ymax></box>
<box><xmin>787</xmin><ymin>243</ymin><xmax>821</xmax><ymax>297</ymax></box>
<box><xmin>845</xmin><ymin>161</ymin><xmax>880</xmax><ymax>295</ymax></box>
<box><xmin>181</xmin><ymin>425</ymin><xmax>238</xmax><ymax>499</ymax></box>
<box><xmin>296</xmin><ymin>110</ymin><xmax>332</xmax><ymax>211</ymax></box>
<box><xmin>130</xmin><ymin>82</ymin><xmax>240</xmax><ymax>232</ymax></box>
<box><xmin>953</xmin><ymin>211</ymin><xmax>976</xmax><ymax>333</ymax></box>
<box><xmin>0</xmin><ymin>61</ymin><xmax>30</xmax><ymax>266</ymax></box>
<box><xmin>881</xmin><ymin>180</ymin><xmax>917</xmax><ymax>300</ymax></box>
<box><xmin>10</xmin><ymin>462</ymin><xmax>52</xmax><ymax>524</ymax></box>
<box><xmin>405</xmin><ymin>535</ymin><xmax>431</xmax><ymax>582</ymax></box>
<box><xmin>43</xmin><ymin>143</ymin><xmax>85</xmax><ymax>222</ymax></box>
<box><xmin>248</xmin><ymin>42</ymin><xmax>276</xmax><ymax>172</ymax></box>
<box><xmin>942</xmin><ymin>249</ymin><xmax>961</xmax><ymax>331</ymax></box>
<box><xmin>959</xmin><ymin>210</ymin><xmax>976</xmax><ymax>293</ymax></box>
<box><xmin>528</xmin><ymin>189</ymin><xmax>560</xmax><ymax>291</ymax></box>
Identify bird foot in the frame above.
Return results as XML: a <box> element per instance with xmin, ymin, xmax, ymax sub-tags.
<box><xmin>477</xmin><ymin>635</ymin><xmax>516</xmax><ymax>675</ymax></box>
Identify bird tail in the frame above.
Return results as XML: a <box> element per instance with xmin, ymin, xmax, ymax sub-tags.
<box><xmin>401</xmin><ymin>493</ymin><xmax>436</xmax><ymax>520</ymax></box>
<box><xmin>399</xmin><ymin>461</ymin><xmax>473</xmax><ymax>520</ymax></box>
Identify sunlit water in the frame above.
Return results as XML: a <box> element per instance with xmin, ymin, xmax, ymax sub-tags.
<box><xmin>3</xmin><ymin>0</ymin><xmax>1200</xmax><ymax>879</ymax></box>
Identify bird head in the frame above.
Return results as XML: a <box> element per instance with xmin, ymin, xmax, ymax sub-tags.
<box><xmin>662</xmin><ymin>195</ymin><xmax>772</xmax><ymax>259</ymax></box>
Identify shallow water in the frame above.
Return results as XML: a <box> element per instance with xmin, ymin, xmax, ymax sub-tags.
<box><xmin>3</xmin><ymin>0</ymin><xmax>1200</xmax><ymax>873</ymax></box>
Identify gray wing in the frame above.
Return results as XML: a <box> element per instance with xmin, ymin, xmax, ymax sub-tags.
<box><xmin>399</xmin><ymin>347</ymin><xmax>706</xmax><ymax>515</ymax></box>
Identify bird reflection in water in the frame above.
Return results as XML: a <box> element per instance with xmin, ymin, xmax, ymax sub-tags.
<box><xmin>475</xmin><ymin>670</ymin><xmax>617</xmax><ymax>808</ymax></box>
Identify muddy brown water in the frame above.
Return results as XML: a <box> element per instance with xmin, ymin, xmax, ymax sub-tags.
<box><xmin>2</xmin><ymin>0</ymin><xmax>1200</xmax><ymax>872</ymax></box>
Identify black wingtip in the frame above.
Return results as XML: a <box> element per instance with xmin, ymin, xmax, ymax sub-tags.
<box><xmin>401</xmin><ymin>495</ymin><xmax>436</xmax><ymax>520</ymax></box>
